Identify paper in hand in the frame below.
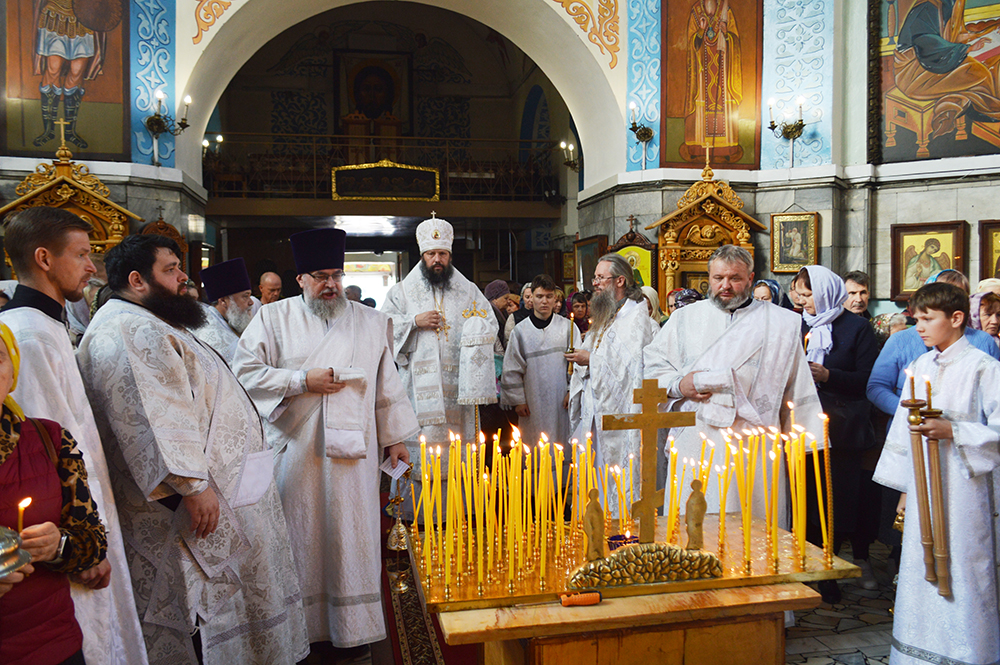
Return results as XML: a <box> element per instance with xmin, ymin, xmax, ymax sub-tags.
<box><xmin>379</xmin><ymin>457</ymin><xmax>411</xmax><ymax>480</ymax></box>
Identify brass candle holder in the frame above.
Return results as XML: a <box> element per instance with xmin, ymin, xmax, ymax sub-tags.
<box><xmin>920</xmin><ymin>405</ymin><xmax>951</xmax><ymax>597</ymax></box>
<box><xmin>902</xmin><ymin>397</ymin><xmax>937</xmax><ymax>583</ymax></box>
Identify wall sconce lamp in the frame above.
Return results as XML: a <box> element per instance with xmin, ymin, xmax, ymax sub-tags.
<box><xmin>202</xmin><ymin>134</ymin><xmax>224</xmax><ymax>157</ymax></box>
<box><xmin>145</xmin><ymin>90</ymin><xmax>191</xmax><ymax>166</ymax></box>
<box><xmin>560</xmin><ymin>141</ymin><xmax>580</xmax><ymax>173</ymax></box>
<box><xmin>767</xmin><ymin>97</ymin><xmax>814</xmax><ymax>167</ymax></box>
<box><xmin>628</xmin><ymin>102</ymin><xmax>654</xmax><ymax>143</ymax></box>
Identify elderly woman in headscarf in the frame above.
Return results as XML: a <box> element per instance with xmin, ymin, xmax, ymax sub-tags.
<box><xmin>753</xmin><ymin>278</ymin><xmax>795</xmax><ymax>310</ymax></box>
<box><xmin>640</xmin><ymin>286</ymin><xmax>668</xmax><ymax>326</ymax></box>
<box><xmin>976</xmin><ymin>277</ymin><xmax>1000</xmax><ymax>296</ymax></box>
<box><xmin>0</xmin><ymin>322</ymin><xmax>108</xmax><ymax>665</ymax></box>
<box><xmin>792</xmin><ymin>265</ymin><xmax>881</xmax><ymax>601</ymax></box>
<box><xmin>970</xmin><ymin>291</ymin><xmax>1000</xmax><ymax>346</ymax></box>
<box><xmin>672</xmin><ymin>288</ymin><xmax>703</xmax><ymax>310</ymax></box>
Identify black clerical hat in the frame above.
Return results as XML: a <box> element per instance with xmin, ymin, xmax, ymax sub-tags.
<box><xmin>201</xmin><ymin>258</ymin><xmax>251</xmax><ymax>302</ymax></box>
<box><xmin>291</xmin><ymin>228</ymin><xmax>346</xmax><ymax>274</ymax></box>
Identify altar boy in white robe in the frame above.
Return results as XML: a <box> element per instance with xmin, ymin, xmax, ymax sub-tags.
<box><xmin>234</xmin><ymin>228</ymin><xmax>419</xmax><ymax>650</ymax></box>
<box><xmin>502</xmin><ymin>273</ymin><xmax>581</xmax><ymax>447</ymax></box>
<box><xmin>0</xmin><ymin>206</ymin><xmax>148</xmax><ymax>665</ymax></box>
<box><xmin>78</xmin><ymin>235</ymin><xmax>309</xmax><ymax>665</ymax></box>
<box><xmin>875</xmin><ymin>282</ymin><xmax>1000</xmax><ymax>665</ymax></box>
<box><xmin>566</xmin><ymin>254</ymin><xmax>659</xmax><ymax>516</ymax></box>
<box><xmin>643</xmin><ymin>244</ymin><xmax>821</xmax><ymax>518</ymax></box>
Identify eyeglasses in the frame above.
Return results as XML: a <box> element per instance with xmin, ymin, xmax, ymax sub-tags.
<box><xmin>307</xmin><ymin>271</ymin><xmax>344</xmax><ymax>284</ymax></box>
<box><xmin>592</xmin><ymin>274</ymin><xmax>615</xmax><ymax>285</ymax></box>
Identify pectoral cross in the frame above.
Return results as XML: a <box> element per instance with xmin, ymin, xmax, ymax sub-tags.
<box><xmin>436</xmin><ymin>312</ymin><xmax>450</xmax><ymax>341</ymax></box>
<box><xmin>603</xmin><ymin>379</ymin><xmax>696</xmax><ymax>544</ymax></box>
<box><xmin>55</xmin><ymin>118</ymin><xmax>70</xmax><ymax>147</ymax></box>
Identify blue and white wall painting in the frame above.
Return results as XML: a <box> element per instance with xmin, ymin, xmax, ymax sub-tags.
<box><xmin>627</xmin><ymin>0</ymin><xmax>662</xmax><ymax>171</ymax></box>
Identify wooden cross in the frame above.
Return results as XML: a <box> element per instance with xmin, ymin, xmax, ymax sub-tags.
<box><xmin>627</xmin><ymin>214</ymin><xmax>637</xmax><ymax>232</ymax></box>
<box><xmin>603</xmin><ymin>379</ymin><xmax>696</xmax><ymax>544</ymax></box>
<box><xmin>55</xmin><ymin>118</ymin><xmax>70</xmax><ymax>147</ymax></box>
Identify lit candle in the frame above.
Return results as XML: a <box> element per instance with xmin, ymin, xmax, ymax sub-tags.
<box><xmin>629</xmin><ymin>101</ymin><xmax>637</xmax><ymax>124</ymax></box>
<box><xmin>787</xmin><ymin>401</ymin><xmax>796</xmax><ymax>429</ymax></box>
<box><xmin>906</xmin><ymin>368</ymin><xmax>915</xmax><ymax>400</ymax></box>
<box><xmin>628</xmin><ymin>453</ymin><xmax>635</xmax><ymax>521</ymax></box>
<box><xmin>810</xmin><ymin>439</ymin><xmax>828</xmax><ymax>556</ymax></box>
<box><xmin>804</xmin><ymin>333</ymin><xmax>811</xmax><ymax>355</ymax></box>
<box><xmin>17</xmin><ymin>497</ymin><xmax>31</xmax><ymax>532</ymax></box>
<box><xmin>568</xmin><ymin>313</ymin><xmax>575</xmax><ymax>350</ymax></box>
<box><xmin>924</xmin><ymin>375</ymin><xmax>933</xmax><ymax>410</ymax></box>
<box><xmin>770</xmin><ymin>447</ymin><xmax>780</xmax><ymax>562</ymax></box>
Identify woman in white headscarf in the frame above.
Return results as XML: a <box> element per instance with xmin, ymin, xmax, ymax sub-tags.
<box><xmin>640</xmin><ymin>286</ymin><xmax>667</xmax><ymax>326</ymax></box>
<box><xmin>792</xmin><ymin>265</ymin><xmax>881</xmax><ymax>601</ymax></box>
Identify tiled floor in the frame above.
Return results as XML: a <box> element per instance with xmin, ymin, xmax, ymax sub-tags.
<box><xmin>786</xmin><ymin>543</ymin><xmax>896</xmax><ymax>665</ymax></box>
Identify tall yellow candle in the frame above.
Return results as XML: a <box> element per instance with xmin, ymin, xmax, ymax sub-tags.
<box><xmin>924</xmin><ymin>375</ymin><xmax>933</xmax><ymax>410</ymax></box>
<box><xmin>555</xmin><ymin>444</ymin><xmax>564</xmax><ymax>552</ymax></box>
<box><xmin>787</xmin><ymin>401</ymin><xmax>796</xmax><ymax>430</ymax></box>
<box><xmin>17</xmin><ymin>497</ymin><xmax>31</xmax><ymax>533</ymax></box>
<box><xmin>771</xmin><ymin>447</ymin><xmax>780</xmax><ymax>562</ymax></box>
<box><xmin>810</xmin><ymin>440</ymin><xmax>828</xmax><ymax>555</ymax></box>
<box><xmin>434</xmin><ymin>446</ymin><xmax>443</xmax><ymax>558</ymax></box>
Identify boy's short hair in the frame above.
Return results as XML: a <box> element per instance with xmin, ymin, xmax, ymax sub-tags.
<box><xmin>531</xmin><ymin>274</ymin><xmax>557</xmax><ymax>293</ymax></box>
<box><xmin>909</xmin><ymin>282</ymin><xmax>969</xmax><ymax>328</ymax></box>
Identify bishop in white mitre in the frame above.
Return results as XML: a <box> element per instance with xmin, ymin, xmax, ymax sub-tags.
<box><xmin>567</xmin><ymin>254</ymin><xmax>659</xmax><ymax>516</ymax></box>
<box><xmin>192</xmin><ymin>257</ymin><xmax>255</xmax><ymax>365</ymax></box>
<box><xmin>0</xmin><ymin>207</ymin><xmax>148</xmax><ymax>665</ymax></box>
<box><xmin>644</xmin><ymin>245</ymin><xmax>820</xmax><ymax>518</ymax></box>
<box><xmin>77</xmin><ymin>235</ymin><xmax>308</xmax><ymax>665</ymax></box>
<box><xmin>876</xmin><ymin>335</ymin><xmax>1000</xmax><ymax>665</ymax></box>
<box><xmin>502</xmin><ymin>274</ymin><xmax>581</xmax><ymax>447</ymax></box>
<box><xmin>381</xmin><ymin>216</ymin><xmax>498</xmax><ymax>516</ymax></box>
<box><xmin>235</xmin><ymin>228</ymin><xmax>419</xmax><ymax>648</ymax></box>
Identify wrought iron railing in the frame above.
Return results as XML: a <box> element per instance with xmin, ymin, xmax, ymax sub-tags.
<box><xmin>202</xmin><ymin>133</ymin><xmax>560</xmax><ymax>201</ymax></box>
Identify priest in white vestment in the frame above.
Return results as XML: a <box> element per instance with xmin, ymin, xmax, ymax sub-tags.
<box><xmin>644</xmin><ymin>245</ymin><xmax>821</xmax><ymax>518</ymax></box>
<box><xmin>234</xmin><ymin>228</ymin><xmax>419</xmax><ymax>649</ymax></box>
<box><xmin>0</xmin><ymin>207</ymin><xmax>148</xmax><ymax>665</ymax></box>
<box><xmin>567</xmin><ymin>254</ymin><xmax>659</xmax><ymax>516</ymax></box>
<box><xmin>875</xmin><ymin>282</ymin><xmax>1000</xmax><ymax>665</ymax></box>
<box><xmin>192</xmin><ymin>257</ymin><xmax>254</xmax><ymax>365</ymax></box>
<box><xmin>381</xmin><ymin>216</ymin><xmax>498</xmax><ymax>515</ymax></box>
<box><xmin>502</xmin><ymin>273</ymin><xmax>580</xmax><ymax>447</ymax></box>
<box><xmin>77</xmin><ymin>235</ymin><xmax>309</xmax><ymax>665</ymax></box>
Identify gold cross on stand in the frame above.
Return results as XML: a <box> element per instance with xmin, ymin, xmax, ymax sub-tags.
<box><xmin>54</xmin><ymin>117</ymin><xmax>70</xmax><ymax>147</ymax></box>
<box><xmin>603</xmin><ymin>379</ymin><xmax>696</xmax><ymax>544</ymax></box>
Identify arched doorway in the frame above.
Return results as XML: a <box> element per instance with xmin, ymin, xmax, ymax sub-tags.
<box><xmin>175</xmin><ymin>0</ymin><xmax>624</xmax><ymax>190</ymax></box>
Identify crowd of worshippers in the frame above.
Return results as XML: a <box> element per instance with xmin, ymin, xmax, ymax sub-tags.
<box><xmin>1</xmin><ymin>207</ymin><xmax>999</xmax><ymax>665</ymax></box>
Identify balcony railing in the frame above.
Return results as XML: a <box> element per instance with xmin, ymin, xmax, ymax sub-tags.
<box><xmin>202</xmin><ymin>133</ymin><xmax>560</xmax><ymax>201</ymax></box>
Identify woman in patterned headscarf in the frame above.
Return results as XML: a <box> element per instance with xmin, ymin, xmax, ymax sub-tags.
<box><xmin>0</xmin><ymin>321</ymin><xmax>109</xmax><ymax>665</ymax></box>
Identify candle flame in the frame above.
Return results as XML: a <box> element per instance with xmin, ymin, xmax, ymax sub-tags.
<box><xmin>670</xmin><ymin>447</ymin><xmax>678</xmax><ymax>455</ymax></box>
<box><xmin>793</xmin><ymin>424</ymin><xmax>805</xmax><ymax>432</ymax></box>
<box><xmin>625</xmin><ymin>530</ymin><xmax>630</xmax><ymax>538</ymax></box>
<box><xmin>419</xmin><ymin>434</ymin><xmax>426</xmax><ymax>444</ymax></box>
<box><xmin>511</xmin><ymin>426</ymin><xmax>521</xmax><ymax>441</ymax></box>
<box><xmin>570</xmin><ymin>312</ymin><xmax>575</xmax><ymax>321</ymax></box>
<box><xmin>904</xmin><ymin>368</ymin><xmax>913</xmax><ymax>378</ymax></box>
<box><xmin>742</xmin><ymin>428</ymin><xmax>752</xmax><ymax>436</ymax></box>
<box><xmin>613</xmin><ymin>465</ymin><xmax>621</xmax><ymax>474</ymax></box>
<box><xmin>819</xmin><ymin>413</ymin><xmax>829</xmax><ymax>422</ymax></box>
<box><xmin>586</xmin><ymin>431</ymin><xmax>593</xmax><ymax>439</ymax></box>
<box><xmin>629</xmin><ymin>452</ymin><xmax>634</xmax><ymax>459</ymax></box>
<box><xmin>699</xmin><ymin>431</ymin><xmax>707</xmax><ymax>439</ymax></box>
<box><xmin>449</xmin><ymin>431</ymin><xmax>455</xmax><ymax>442</ymax></box>
<box><xmin>540</xmin><ymin>432</ymin><xmax>549</xmax><ymax>443</ymax></box>
<box><xmin>571</xmin><ymin>438</ymin><xmax>579</xmax><ymax>444</ymax></box>
<box><xmin>787</xmin><ymin>401</ymin><xmax>795</xmax><ymax>410</ymax></box>
<box><xmin>768</xmin><ymin>425</ymin><xmax>779</xmax><ymax>433</ymax></box>
<box><xmin>769</xmin><ymin>450</ymin><xmax>777</xmax><ymax>460</ymax></box>
<box><xmin>668</xmin><ymin>435</ymin><xmax>675</xmax><ymax>444</ymax></box>
<box><xmin>806</xmin><ymin>433</ymin><xmax>816</xmax><ymax>441</ymax></box>
<box><xmin>523</xmin><ymin>444</ymin><xmax>530</xmax><ymax>455</ymax></box>
<box><xmin>479</xmin><ymin>431</ymin><xmax>486</xmax><ymax>444</ymax></box>
<box><xmin>18</xmin><ymin>497</ymin><xmax>31</xmax><ymax>510</ymax></box>
<box><xmin>435</xmin><ymin>445</ymin><xmax>442</xmax><ymax>455</ymax></box>
<box><xmin>579</xmin><ymin>444</ymin><xmax>586</xmax><ymax>453</ymax></box>
<box><xmin>715</xmin><ymin>465</ymin><xmax>722</xmax><ymax>472</ymax></box>
<box><xmin>555</xmin><ymin>443</ymin><xmax>564</xmax><ymax>452</ymax></box>
<box><xmin>923</xmin><ymin>374</ymin><xmax>931</xmax><ymax>382</ymax></box>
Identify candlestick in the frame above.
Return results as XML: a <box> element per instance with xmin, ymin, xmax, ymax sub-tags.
<box><xmin>17</xmin><ymin>497</ymin><xmax>31</xmax><ymax>532</ymax></box>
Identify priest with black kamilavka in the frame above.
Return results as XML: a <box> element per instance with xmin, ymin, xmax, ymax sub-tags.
<box><xmin>193</xmin><ymin>257</ymin><xmax>254</xmax><ymax>365</ymax></box>
<box><xmin>234</xmin><ymin>228</ymin><xmax>418</xmax><ymax>651</ymax></box>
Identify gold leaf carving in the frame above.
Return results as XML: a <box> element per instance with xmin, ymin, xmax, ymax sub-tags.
<box><xmin>551</xmin><ymin>0</ymin><xmax>620</xmax><ymax>68</ymax></box>
<box><xmin>71</xmin><ymin>163</ymin><xmax>111</xmax><ymax>198</ymax></box>
<box><xmin>193</xmin><ymin>0</ymin><xmax>231</xmax><ymax>45</ymax></box>
<box><xmin>15</xmin><ymin>164</ymin><xmax>58</xmax><ymax>196</ymax></box>
<box><xmin>676</xmin><ymin>179</ymin><xmax>744</xmax><ymax>211</ymax></box>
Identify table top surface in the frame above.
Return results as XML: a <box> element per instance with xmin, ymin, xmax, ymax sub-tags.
<box><xmin>437</xmin><ymin>581</ymin><xmax>821</xmax><ymax>644</ymax></box>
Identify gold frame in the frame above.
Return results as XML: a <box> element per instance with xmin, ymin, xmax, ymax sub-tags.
<box><xmin>771</xmin><ymin>212</ymin><xmax>819</xmax><ymax>273</ymax></box>
<box><xmin>331</xmin><ymin>158</ymin><xmax>439</xmax><ymax>201</ymax></box>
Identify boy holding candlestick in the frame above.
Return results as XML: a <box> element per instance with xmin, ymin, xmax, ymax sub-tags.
<box><xmin>874</xmin><ymin>282</ymin><xmax>1000</xmax><ymax>665</ymax></box>
<box><xmin>501</xmin><ymin>274</ymin><xmax>581</xmax><ymax>449</ymax></box>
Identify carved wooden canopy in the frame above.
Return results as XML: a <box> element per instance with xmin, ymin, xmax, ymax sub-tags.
<box><xmin>645</xmin><ymin>165</ymin><xmax>765</xmax><ymax>302</ymax></box>
<box><xmin>0</xmin><ymin>143</ymin><xmax>142</xmax><ymax>254</ymax></box>
<box><xmin>140</xmin><ymin>216</ymin><xmax>188</xmax><ymax>260</ymax></box>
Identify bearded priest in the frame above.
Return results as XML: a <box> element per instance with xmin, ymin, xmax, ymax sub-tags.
<box><xmin>193</xmin><ymin>257</ymin><xmax>254</xmax><ymax>365</ymax></box>
<box><xmin>643</xmin><ymin>244</ymin><xmax>821</xmax><ymax>518</ymax></box>
<box><xmin>565</xmin><ymin>253</ymin><xmax>660</xmax><ymax>517</ymax></box>
<box><xmin>77</xmin><ymin>235</ymin><xmax>309</xmax><ymax>665</ymax></box>
<box><xmin>234</xmin><ymin>228</ymin><xmax>418</xmax><ymax>652</ymax></box>
<box><xmin>381</xmin><ymin>216</ymin><xmax>498</xmax><ymax>517</ymax></box>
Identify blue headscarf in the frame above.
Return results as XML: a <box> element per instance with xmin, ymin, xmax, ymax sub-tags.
<box><xmin>754</xmin><ymin>279</ymin><xmax>795</xmax><ymax>310</ymax></box>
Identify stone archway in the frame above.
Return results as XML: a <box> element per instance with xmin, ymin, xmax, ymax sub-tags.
<box><xmin>175</xmin><ymin>0</ymin><xmax>624</xmax><ymax>190</ymax></box>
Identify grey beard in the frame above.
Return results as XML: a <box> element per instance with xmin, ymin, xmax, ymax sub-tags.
<box><xmin>304</xmin><ymin>291</ymin><xmax>347</xmax><ymax>320</ymax></box>
<box><xmin>224</xmin><ymin>302</ymin><xmax>253</xmax><ymax>334</ymax></box>
<box><xmin>589</xmin><ymin>288</ymin><xmax>617</xmax><ymax>333</ymax></box>
<box><xmin>708</xmin><ymin>286</ymin><xmax>752</xmax><ymax>312</ymax></box>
